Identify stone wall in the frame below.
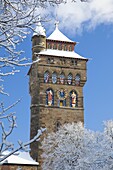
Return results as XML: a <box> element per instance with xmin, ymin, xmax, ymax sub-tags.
<box><xmin>0</xmin><ymin>165</ymin><xmax>38</xmax><ymax>170</ymax></box>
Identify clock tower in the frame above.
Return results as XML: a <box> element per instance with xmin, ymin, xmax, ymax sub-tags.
<box><xmin>28</xmin><ymin>20</ymin><xmax>88</xmax><ymax>168</ymax></box>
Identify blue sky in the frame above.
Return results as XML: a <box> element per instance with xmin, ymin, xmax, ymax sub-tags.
<box><xmin>1</xmin><ymin>1</ymin><xmax>113</xmax><ymax>148</ymax></box>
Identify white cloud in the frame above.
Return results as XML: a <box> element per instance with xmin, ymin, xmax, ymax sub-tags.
<box><xmin>89</xmin><ymin>0</ymin><xmax>113</xmax><ymax>27</ymax></box>
<box><xmin>38</xmin><ymin>0</ymin><xmax>113</xmax><ymax>34</ymax></box>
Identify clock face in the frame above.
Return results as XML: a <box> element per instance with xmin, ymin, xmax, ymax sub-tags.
<box><xmin>57</xmin><ymin>89</ymin><xmax>67</xmax><ymax>100</ymax></box>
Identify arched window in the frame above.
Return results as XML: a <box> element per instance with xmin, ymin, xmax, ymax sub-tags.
<box><xmin>47</xmin><ymin>58</ymin><xmax>54</xmax><ymax>64</ymax></box>
<box><xmin>48</xmin><ymin>43</ymin><xmax>52</xmax><ymax>49</ymax></box>
<box><xmin>69</xmin><ymin>45</ymin><xmax>72</xmax><ymax>51</ymax></box>
<box><xmin>55</xmin><ymin>121</ymin><xmax>61</xmax><ymax>131</ymax></box>
<box><xmin>75</xmin><ymin>74</ymin><xmax>81</xmax><ymax>86</ymax></box>
<box><xmin>70</xmin><ymin>90</ymin><xmax>78</xmax><ymax>107</ymax></box>
<box><xmin>59</xmin><ymin>72</ymin><xmax>65</xmax><ymax>84</ymax></box>
<box><xmin>53</xmin><ymin>43</ymin><xmax>57</xmax><ymax>49</ymax></box>
<box><xmin>58</xmin><ymin>44</ymin><xmax>62</xmax><ymax>50</ymax></box>
<box><xmin>64</xmin><ymin>45</ymin><xmax>67</xmax><ymax>51</ymax></box>
<box><xmin>47</xmin><ymin>58</ymin><xmax>51</xmax><ymax>64</ymax></box>
<box><xmin>44</xmin><ymin>71</ymin><xmax>49</xmax><ymax>83</ymax></box>
<box><xmin>67</xmin><ymin>73</ymin><xmax>73</xmax><ymax>85</ymax></box>
<box><xmin>52</xmin><ymin>72</ymin><xmax>57</xmax><ymax>84</ymax></box>
<box><xmin>71</xmin><ymin>59</ymin><xmax>77</xmax><ymax>66</ymax></box>
<box><xmin>46</xmin><ymin>88</ymin><xmax>54</xmax><ymax>106</ymax></box>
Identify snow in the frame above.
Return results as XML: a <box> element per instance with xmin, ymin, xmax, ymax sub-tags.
<box><xmin>42</xmin><ymin>121</ymin><xmax>113</xmax><ymax>170</ymax></box>
<box><xmin>33</xmin><ymin>21</ymin><xmax>46</xmax><ymax>37</ymax></box>
<box><xmin>1</xmin><ymin>151</ymin><xmax>39</xmax><ymax>165</ymax></box>
<box><xmin>38</xmin><ymin>49</ymin><xmax>87</xmax><ymax>60</ymax></box>
<box><xmin>47</xmin><ymin>21</ymin><xmax>74</xmax><ymax>42</ymax></box>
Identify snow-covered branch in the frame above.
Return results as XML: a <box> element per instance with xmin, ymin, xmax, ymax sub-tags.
<box><xmin>0</xmin><ymin>128</ymin><xmax>46</xmax><ymax>163</ymax></box>
<box><xmin>0</xmin><ymin>98</ymin><xmax>46</xmax><ymax>164</ymax></box>
<box><xmin>0</xmin><ymin>0</ymin><xmax>87</xmax><ymax>59</ymax></box>
<box><xmin>0</xmin><ymin>0</ymin><xmax>87</xmax><ymax>92</ymax></box>
<box><xmin>0</xmin><ymin>100</ymin><xmax>21</xmax><ymax>154</ymax></box>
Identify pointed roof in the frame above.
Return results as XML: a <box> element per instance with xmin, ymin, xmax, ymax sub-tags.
<box><xmin>1</xmin><ymin>151</ymin><xmax>39</xmax><ymax>165</ymax></box>
<box><xmin>47</xmin><ymin>21</ymin><xmax>74</xmax><ymax>43</ymax></box>
<box><xmin>38</xmin><ymin>49</ymin><xmax>87</xmax><ymax>60</ymax></box>
<box><xmin>33</xmin><ymin>17</ymin><xmax>46</xmax><ymax>37</ymax></box>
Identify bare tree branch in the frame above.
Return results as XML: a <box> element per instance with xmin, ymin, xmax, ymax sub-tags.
<box><xmin>0</xmin><ymin>128</ymin><xmax>46</xmax><ymax>163</ymax></box>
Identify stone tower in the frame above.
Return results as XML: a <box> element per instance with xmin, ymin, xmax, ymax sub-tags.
<box><xmin>28</xmin><ymin>21</ymin><xmax>88</xmax><ymax>167</ymax></box>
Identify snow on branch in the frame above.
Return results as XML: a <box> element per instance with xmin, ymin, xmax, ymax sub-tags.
<box><xmin>0</xmin><ymin>100</ymin><xmax>21</xmax><ymax>153</ymax></box>
<box><xmin>0</xmin><ymin>0</ymin><xmax>87</xmax><ymax>92</ymax></box>
<box><xmin>0</xmin><ymin>0</ymin><xmax>87</xmax><ymax>59</ymax></box>
<box><xmin>0</xmin><ymin>97</ymin><xmax>46</xmax><ymax>164</ymax></box>
<box><xmin>0</xmin><ymin>128</ymin><xmax>46</xmax><ymax>163</ymax></box>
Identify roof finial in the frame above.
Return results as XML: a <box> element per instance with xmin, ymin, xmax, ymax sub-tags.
<box><xmin>55</xmin><ymin>13</ymin><xmax>59</xmax><ymax>29</ymax></box>
<box><xmin>55</xmin><ymin>20</ymin><xmax>59</xmax><ymax>29</ymax></box>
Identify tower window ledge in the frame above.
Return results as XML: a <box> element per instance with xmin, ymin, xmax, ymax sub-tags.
<box><xmin>39</xmin><ymin>105</ymin><xmax>84</xmax><ymax>110</ymax></box>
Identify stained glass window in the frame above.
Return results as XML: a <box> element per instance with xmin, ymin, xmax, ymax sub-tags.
<box><xmin>60</xmin><ymin>73</ymin><xmax>65</xmax><ymax>84</ymax></box>
<box><xmin>52</xmin><ymin>72</ymin><xmax>57</xmax><ymax>84</ymax></box>
<box><xmin>67</xmin><ymin>73</ymin><xmax>73</xmax><ymax>85</ymax></box>
<box><xmin>44</xmin><ymin>71</ymin><xmax>49</xmax><ymax>83</ymax></box>
<box><xmin>75</xmin><ymin>74</ymin><xmax>80</xmax><ymax>86</ymax></box>
<box><xmin>46</xmin><ymin>88</ymin><xmax>54</xmax><ymax>106</ymax></box>
<box><xmin>70</xmin><ymin>90</ymin><xmax>78</xmax><ymax>107</ymax></box>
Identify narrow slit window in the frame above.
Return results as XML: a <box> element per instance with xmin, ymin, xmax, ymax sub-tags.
<box><xmin>75</xmin><ymin>74</ymin><xmax>80</xmax><ymax>86</ymax></box>
<box><xmin>44</xmin><ymin>71</ymin><xmax>49</xmax><ymax>83</ymax></box>
<box><xmin>52</xmin><ymin>72</ymin><xmax>57</xmax><ymax>84</ymax></box>
<box><xmin>67</xmin><ymin>73</ymin><xmax>73</xmax><ymax>85</ymax></box>
<box><xmin>60</xmin><ymin>73</ymin><xmax>65</xmax><ymax>84</ymax></box>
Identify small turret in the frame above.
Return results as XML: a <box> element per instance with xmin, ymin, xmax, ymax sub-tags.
<box><xmin>32</xmin><ymin>18</ymin><xmax>46</xmax><ymax>61</ymax></box>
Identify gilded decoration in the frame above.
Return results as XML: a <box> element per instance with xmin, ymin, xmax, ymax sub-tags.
<box><xmin>57</xmin><ymin>89</ymin><xmax>67</xmax><ymax>100</ymax></box>
<box><xmin>57</xmin><ymin>89</ymin><xmax>67</xmax><ymax>107</ymax></box>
